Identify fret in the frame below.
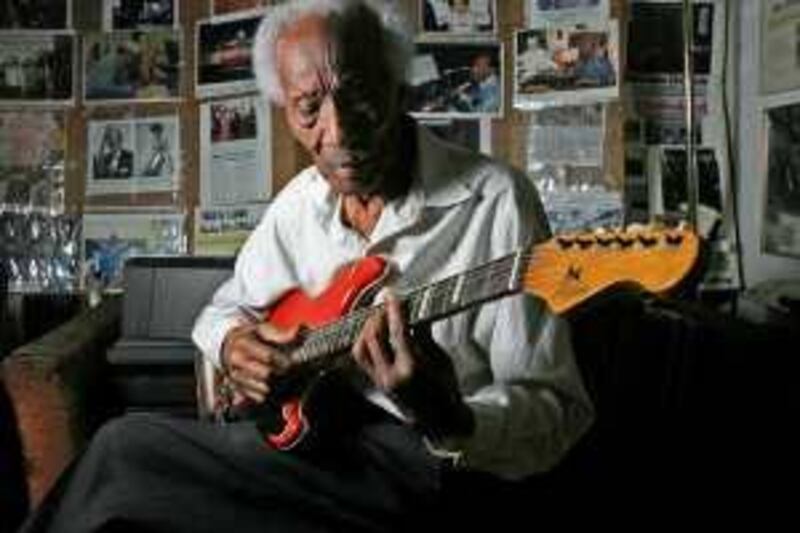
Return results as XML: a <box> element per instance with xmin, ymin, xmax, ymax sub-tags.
<box><xmin>452</xmin><ymin>273</ymin><xmax>465</xmax><ymax>306</ymax></box>
<box><xmin>509</xmin><ymin>250</ymin><xmax>522</xmax><ymax>291</ymax></box>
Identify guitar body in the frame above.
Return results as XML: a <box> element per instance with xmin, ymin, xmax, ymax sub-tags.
<box><xmin>262</xmin><ymin>256</ymin><xmax>389</xmax><ymax>450</ymax></box>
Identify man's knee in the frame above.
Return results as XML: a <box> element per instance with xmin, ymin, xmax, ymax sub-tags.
<box><xmin>89</xmin><ymin>413</ymin><xmax>171</xmax><ymax>466</ymax></box>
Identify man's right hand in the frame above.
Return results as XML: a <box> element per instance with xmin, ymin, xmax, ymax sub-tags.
<box><xmin>220</xmin><ymin>322</ymin><xmax>299</xmax><ymax>405</ymax></box>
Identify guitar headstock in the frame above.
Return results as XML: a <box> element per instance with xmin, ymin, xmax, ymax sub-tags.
<box><xmin>523</xmin><ymin>225</ymin><xmax>700</xmax><ymax>315</ymax></box>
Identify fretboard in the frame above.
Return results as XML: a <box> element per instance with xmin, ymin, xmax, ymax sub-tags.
<box><xmin>291</xmin><ymin>249</ymin><xmax>529</xmax><ymax>365</ymax></box>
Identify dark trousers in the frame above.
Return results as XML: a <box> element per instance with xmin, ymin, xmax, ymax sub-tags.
<box><xmin>20</xmin><ymin>411</ymin><xmax>449</xmax><ymax>533</ymax></box>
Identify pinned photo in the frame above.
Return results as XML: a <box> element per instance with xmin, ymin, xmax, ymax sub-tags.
<box><xmin>0</xmin><ymin>32</ymin><xmax>75</xmax><ymax>104</ymax></box>
<box><xmin>103</xmin><ymin>0</ymin><xmax>177</xmax><ymax>30</ymax></box>
<box><xmin>514</xmin><ymin>22</ymin><xmax>619</xmax><ymax>108</ymax></box>
<box><xmin>84</xmin><ymin>30</ymin><xmax>181</xmax><ymax>102</ymax></box>
<box><xmin>420</xmin><ymin>0</ymin><xmax>496</xmax><ymax>36</ymax></box>
<box><xmin>0</xmin><ymin>0</ymin><xmax>70</xmax><ymax>29</ymax></box>
<box><xmin>86</xmin><ymin>116</ymin><xmax>180</xmax><ymax>196</ymax></box>
<box><xmin>410</xmin><ymin>40</ymin><xmax>502</xmax><ymax>118</ymax></box>
<box><xmin>196</xmin><ymin>10</ymin><xmax>262</xmax><ymax>99</ymax></box>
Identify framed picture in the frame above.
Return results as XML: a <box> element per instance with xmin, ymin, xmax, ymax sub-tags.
<box><xmin>513</xmin><ymin>22</ymin><xmax>619</xmax><ymax>109</ymax></box>
<box><xmin>0</xmin><ymin>32</ymin><xmax>75</xmax><ymax>104</ymax></box>
<box><xmin>0</xmin><ymin>0</ymin><xmax>71</xmax><ymax>29</ymax></box>
<box><xmin>762</xmin><ymin>101</ymin><xmax>800</xmax><ymax>258</ymax></box>
<box><xmin>84</xmin><ymin>30</ymin><xmax>182</xmax><ymax>103</ymax></box>
<box><xmin>419</xmin><ymin>0</ymin><xmax>497</xmax><ymax>36</ymax></box>
<box><xmin>103</xmin><ymin>0</ymin><xmax>177</xmax><ymax>30</ymax></box>
<box><xmin>409</xmin><ymin>40</ymin><xmax>503</xmax><ymax>118</ymax></box>
<box><xmin>195</xmin><ymin>10</ymin><xmax>263</xmax><ymax>99</ymax></box>
<box><xmin>86</xmin><ymin>116</ymin><xmax>180</xmax><ymax>196</ymax></box>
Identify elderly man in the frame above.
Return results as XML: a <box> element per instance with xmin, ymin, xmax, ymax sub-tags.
<box><xmin>21</xmin><ymin>1</ymin><xmax>592</xmax><ymax>531</ymax></box>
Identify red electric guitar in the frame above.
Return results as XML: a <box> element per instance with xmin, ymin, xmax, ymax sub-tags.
<box><xmin>225</xmin><ymin>226</ymin><xmax>700</xmax><ymax>451</ymax></box>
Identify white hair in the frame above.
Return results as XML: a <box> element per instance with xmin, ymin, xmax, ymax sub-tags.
<box><xmin>252</xmin><ymin>0</ymin><xmax>412</xmax><ymax>105</ymax></box>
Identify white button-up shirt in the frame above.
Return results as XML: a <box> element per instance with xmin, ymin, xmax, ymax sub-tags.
<box><xmin>192</xmin><ymin>125</ymin><xmax>594</xmax><ymax>479</ymax></box>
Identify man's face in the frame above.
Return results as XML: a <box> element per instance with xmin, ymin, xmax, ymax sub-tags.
<box><xmin>275</xmin><ymin>12</ymin><xmax>402</xmax><ymax>195</ymax></box>
<box><xmin>471</xmin><ymin>55</ymin><xmax>492</xmax><ymax>83</ymax></box>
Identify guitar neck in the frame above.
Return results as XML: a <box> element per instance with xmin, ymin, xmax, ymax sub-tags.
<box><xmin>291</xmin><ymin>249</ymin><xmax>529</xmax><ymax>365</ymax></box>
<box><xmin>289</xmin><ymin>225</ymin><xmax>700</xmax><ymax>365</ymax></box>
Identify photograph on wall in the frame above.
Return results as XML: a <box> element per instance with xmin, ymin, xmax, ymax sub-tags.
<box><xmin>514</xmin><ymin>22</ymin><xmax>619</xmax><ymax>109</ymax></box>
<box><xmin>211</xmin><ymin>0</ymin><xmax>265</xmax><ymax>16</ymax></box>
<box><xmin>196</xmin><ymin>10</ymin><xmax>262</xmax><ymax>99</ymax></box>
<box><xmin>524</xmin><ymin>104</ymin><xmax>621</xmax><ymax>232</ymax></box>
<box><xmin>760</xmin><ymin>0</ymin><xmax>800</xmax><ymax>94</ymax></box>
<box><xmin>0</xmin><ymin>32</ymin><xmax>74</xmax><ymax>104</ymax></box>
<box><xmin>409</xmin><ymin>40</ymin><xmax>502</xmax><ymax>118</ymax></box>
<box><xmin>86</xmin><ymin>116</ymin><xmax>179</xmax><ymax>196</ymax></box>
<box><xmin>526</xmin><ymin>0</ymin><xmax>609</xmax><ymax>27</ymax></box>
<box><xmin>84</xmin><ymin>30</ymin><xmax>181</xmax><ymax>102</ymax></box>
<box><xmin>627</xmin><ymin>1</ymin><xmax>715</xmax><ymax>84</ymax></box>
<box><xmin>83</xmin><ymin>211</ymin><xmax>185</xmax><ymax>291</ymax></box>
<box><xmin>0</xmin><ymin>111</ymin><xmax>66</xmax><ymax>209</ymax></box>
<box><xmin>200</xmin><ymin>95</ymin><xmax>270</xmax><ymax>205</ymax></box>
<box><xmin>103</xmin><ymin>0</ymin><xmax>177</xmax><ymax>30</ymax></box>
<box><xmin>0</xmin><ymin>0</ymin><xmax>70</xmax><ymax>29</ymax></box>
<box><xmin>1</xmin><ymin>207</ymin><xmax>81</xmax><ymax>293</ymax></box>
<box><xmin>658</xmin><ymin>147</ymin><xmax>723</xmax><ymax>216</ymax></box>
<box><xmin>762</xmin><ymin>101</ymin><xmax>800</xmax><ymax>258</ymax></box>
<box><xmin>194</xmin><ymin>203</ymin><xmax>267</xmax><ymax>256</ymax></box>
<box><xmin>420</xmin><ymin>0</ymin><xmax>496</xmax><ymax>36</ymax></box>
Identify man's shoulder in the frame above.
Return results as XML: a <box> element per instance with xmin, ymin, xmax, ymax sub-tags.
<box><xmin>267</xmin><ymin>166</ymin><xmax>327</xmax><ymax>214</ymax></box>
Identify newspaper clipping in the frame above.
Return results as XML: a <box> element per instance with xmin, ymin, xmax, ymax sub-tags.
<box><xmin>200</xmin><ymin>95</ymin><xmax>270</xmax><ymax>206</ymax></box>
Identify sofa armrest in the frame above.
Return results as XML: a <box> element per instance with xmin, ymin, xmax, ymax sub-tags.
<box><xmin>1</xmin><ymin>294</ymin><xmax>122</xmax><ymax>509</ymax></box>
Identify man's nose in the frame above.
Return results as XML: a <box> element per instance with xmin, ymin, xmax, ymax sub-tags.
<box><xmin>319</xmin><ymin>96</ymin><xmax>345</xmax><ymax>148</ymax></box>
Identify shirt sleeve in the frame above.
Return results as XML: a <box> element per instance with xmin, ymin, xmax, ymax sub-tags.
<box><xmin>191</xmin><ymin>201</ymin><xmax>298</xmax><ymax>368</ymax></box>
<box><xmin>432</xmin><ymin>169</ymin><xmax>595</xmax><ymax>479</ymax></box>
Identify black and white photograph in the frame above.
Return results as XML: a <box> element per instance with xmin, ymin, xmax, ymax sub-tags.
<box><xmin>763</xmin><ymin>102</ymin><xmax>800</xmax><ymax>258</ymax></box>
<box><xmin>409</xmin><ymin>40</ymin><xmax>502</xmax><ymax>118</ymax></box>
<box><xmin>84</xmin><ymin>30</ymin><xmax>181</xmax><ymax>102</ymax></box>
<box><xmin>627</xmin><ymin>2</ymin><xmax>715</xmax><ymax>83</ymax></box>
<box><xmin>103</xmin><ymin>0</ymin><xmax>176</xmax><ymax>30</ymax></box>
<box><xmin>90</xmin><ymin>122</ymin><xmax>135</xmax><ymax>180</ymax></box>
<box><xmin>420</xmin><ymin>0</ymin><xmax>496</xmax><ymax>36</ymax></box>
<box><xmin>0</xmin><ymin>0</ymin><xmax>70</xmax><ymax>29</ymax></box>
<box><xmin>660</xmin><ymin>147</ymin><xmax>723</xmax><ymax>216</ymax></box>
<box><xmin>0</xmin><ymin>32</ymin><xmax>74</xmax><ymax>104</ymax></box>
<box><xmin>196</xmin><ymin>10</ymin><xmax>262</xmax><ymax>99</ymax></box>
<box><xmin>87</xmin><ymin>116</ymin><xmax>179</xmax><ymax>195</ymax></box>
<box><xmin>514</xmin><ymin>23</ymin><xmax>619</xmax><ymax>108</ymax></box>
<box><xmin>134</xmin><ymin>119</ymin><xmax>177</xmax><ymax>179</ymax></box>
